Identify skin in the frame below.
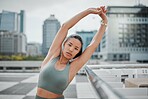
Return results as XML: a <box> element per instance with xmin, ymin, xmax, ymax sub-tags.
<box><xmin>37</xmin><ymin>6</ymin><xmax>108</xmax><ymax>98</ymax></box>
<box><xmin>62</xmin><ymin>38</ymin><xmax>82</xmax><ymax>60</ymax></box>
<box><xmin>55</xmin><ymin>38</ymin><xmax>82</xmax><ymax>71</ymax></box>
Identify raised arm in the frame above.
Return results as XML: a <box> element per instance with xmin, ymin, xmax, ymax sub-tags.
<box><xmin>73</xmin><ymin>6</ymin><xmax>108</xmax><ymax>70</ymax></box>
<box><xmin>41</xmin><ymin>8</ymin><xmax>93</xmax><ymax>67</ymax></box>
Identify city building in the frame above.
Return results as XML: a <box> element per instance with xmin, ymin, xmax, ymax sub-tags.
<box><xmin>100</xmin><ymin>5</ymin><xmax>148</xmax><ymax>62</ymax></box>
<box><xmin>0</xmin><ymin>10</ymin><xmax>25</xmax><ymax>33</ymax></box>
<box><xmin>77</xmin><ymin>31</ymin><xmax>100</xmax><ymax>59</ymax></box>
<box><xmin>42</xmin><ymin>15</ymin><xmax>61</xmax><ymax>56</ymax></box>
<box><xmin>0</xmin><ymin>10</ymin><xmax>26</xmax><ymax>55</ymax></box>
<box><xmin>27</xmin><ymin>42</ymin><xmax>42</xmax><ymax>56</ymax></box>
<box><xmin>0</xmin><ymin>31</ymin><xmax>27</xmax><ymax>55</ymax></box>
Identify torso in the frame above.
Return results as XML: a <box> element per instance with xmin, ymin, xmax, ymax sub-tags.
<box><xmin>37</xmin><ymin>56</ymin><xmax>78</xmax><ymax>98</ymax></box>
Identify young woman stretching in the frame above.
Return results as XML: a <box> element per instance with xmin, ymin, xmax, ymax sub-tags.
<box><xmin>36</xmin><ymin>6</ymin><xmax>108</xmax><ymax>99</ymax></box>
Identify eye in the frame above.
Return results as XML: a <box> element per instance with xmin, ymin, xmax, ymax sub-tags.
<box><xmin>68</xmin><ymin>43</ymin><xmax>72</xmax><ymax>46</ymax></box>
<box><xmin>75</xmin><ymin>48</ymin><xmax>79</xmax><ymax>50</ymax></box>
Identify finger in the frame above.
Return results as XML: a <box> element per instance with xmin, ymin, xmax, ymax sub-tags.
<box><xmin>100</xmin><ymin>6</ymin><xmax>105</xmax><ymax>9</ymax></box>
<box><xmin>103</xmin><ymin>6</ymin><xmax>106</xmax><ymax>13</ymax></box>
<box><xmin>98</xmin><ymin>9</ymin><xmax>103</xmax><ymax>15</ymax></box>
<box><xmin>100</xmin><ymin>6</ymin><xmax>105</xmax><ymax>8</ymax></box>
<box><xmin>100</xmin><ymin>6</ymin><xmax>105</xmax><ymax>12</ymax></box>
<box><xmin>96</xmin><ymin>7</ymin><xmax>101</xmax><ymax>10</ymax></box>
<box><xmin>104</xmin><ymin>9</ymin><xmax>107</xmax><ymax>14</ymax></box>
<box><xmin>102</xmin><ymin>9</ymin><xmax>107</xmax><ymax>14</ymax></box>
<box><xmin>103</xmin><ymin>9</ymin><xmax>107</xmax><ymax>13</ymax></box>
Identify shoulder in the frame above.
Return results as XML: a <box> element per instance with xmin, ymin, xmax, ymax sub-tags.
<box><xmin>50</xmin><ymin>55</ymin><xmax>60</xmax><ymax>62</ymax></box>
<box><xmin>41</xmin><ymin>55</ymin><xmax>59</xmax><ymax>68</ymax></box>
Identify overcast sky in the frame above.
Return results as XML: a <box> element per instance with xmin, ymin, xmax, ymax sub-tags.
<box><xmin>0</xmin><ymin>0</ymin><xmax>148</xmax><ymax>43</ymax></box>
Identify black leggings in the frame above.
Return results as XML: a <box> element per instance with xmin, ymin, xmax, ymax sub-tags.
<box><xmin>35</xmin><ymin>95</ymin><xmax>64</xmax><ymax>99</ymax></box>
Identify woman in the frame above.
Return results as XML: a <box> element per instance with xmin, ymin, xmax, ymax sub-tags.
<box><xmin>36</xmin><ymin>6</ymin><xmax>108</xmax><ymax>99</ymax></box>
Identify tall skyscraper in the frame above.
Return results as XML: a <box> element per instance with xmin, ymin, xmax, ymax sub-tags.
<box><xmin>0</xmin><ymin>10</ymin><xmax>25</xmax><ymax>33</ymax></box>
<box><xmin>100</xmin><ymin>5</ymin><xmax>148</xmax><ymax>62</ymax></box>
<box><xmin>19</xmin><ymin>10</ymin><xmax>25</xmax><ymax>33</ymax></box>
<box><xmin>42</xmin><ymin>15</ymin><xmax>61</xmax><ymax>56</ymax></box>
<box><xmin>77</xmin><ymin>31</ymin><xmax>100</xmax><ymax>59</ymax></box>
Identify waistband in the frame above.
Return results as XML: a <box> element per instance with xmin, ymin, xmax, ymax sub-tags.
<box><xmin>35</xmin><ymin>95</ymin><xmax>64</xmax><ymax>99</ymax></box>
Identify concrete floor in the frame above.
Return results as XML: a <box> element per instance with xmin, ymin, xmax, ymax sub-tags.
<box><xmin>0</xmin><ymin>73</ymin><xmax>97</xmax><ymax>99</ymax></box>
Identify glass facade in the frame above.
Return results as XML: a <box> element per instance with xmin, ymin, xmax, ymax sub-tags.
<box><xmin>119</xmin><ymin>23</ymin><xmax>148</xmax><ymax>48</ymax></box>
<box><xmin>42</xmin><ymin>15</ymin><xmax>61</xmax><ymax>56</ymax></box>
<box><xmin>0</xmin><ymin>10</ymin><xmax>26</xmax><ymax>55</ymax></box>
<box><xmin>20</xmin><ymin>10</ymin><xmax>25</xmax><ymax>33</ymax></box>
<box><xmin>0</xmin><ymin>10</ymin><xmax>25</xmax><ymax>33</ymax></box>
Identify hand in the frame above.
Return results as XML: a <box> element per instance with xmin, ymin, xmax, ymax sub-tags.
<box><xmin>100</xmin><ymin>6</ymin><xmax>107</xmax><ymax>14</ymax></box>
<box><xmin>87</xmin><ymin>7</ymin><xmax>103</xmax><ymax>15</ymax></box>
<box><xmin>99</xmin><ymin>6</ymin><xmax>108</xmax><ymax>22</ymax></box>
<box><xmin>87</xmin><ymin>6</ymin><xmax>107</xmax><ymax>22</ymax></box>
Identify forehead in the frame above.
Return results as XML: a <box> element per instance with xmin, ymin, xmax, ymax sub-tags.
<box><xmin>66</xmin><ymin>38</ymin><xmax>82</xmax><ymax>47</ymax></box>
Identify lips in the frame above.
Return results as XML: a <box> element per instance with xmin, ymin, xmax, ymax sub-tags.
<box><xmin>66</xmin><ymin>52</ymin><xmax>72</xmax><ymax>56</ymax></box>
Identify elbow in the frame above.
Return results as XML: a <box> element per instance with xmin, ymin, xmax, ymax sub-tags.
<box><xmin>61</xmin><ymin>23</ymin><xmax>68</xmax><ymax>29</ymax></box>
<box><xmin>61</xmin><ymin>22</ymin><xmax>71</xmax><ymax>30</ymax></box>
<box><xmin>61</xmin><ymin>23</ymin><xmax>67</xmax><ymax>27</ymax></box>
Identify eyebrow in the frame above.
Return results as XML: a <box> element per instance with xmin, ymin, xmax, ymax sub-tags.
<box><xmin>68</xmin><ymin>42</ymin><xmax>80</xmax><ymax>48</ymax></box>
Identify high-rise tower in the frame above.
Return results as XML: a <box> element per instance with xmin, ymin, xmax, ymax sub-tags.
<box><xmin>42</xmin><ymin>15</ymin><xmax>61</xmax><ymax>56</ymax></box>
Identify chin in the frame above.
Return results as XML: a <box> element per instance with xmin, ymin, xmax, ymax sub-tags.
<box><xmin>64</xmin><ymin>54</ymin><xmax>72</xmax><ymax>60</ymax></box>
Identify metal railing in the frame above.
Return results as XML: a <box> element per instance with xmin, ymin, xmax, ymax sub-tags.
<box><xmin>87</xmin><ymin>64</ymin><xmax>148</xmax><ymax>69</ymax></box>
<box><xmin>85</xmin><ymin>66</ymin><xmax>125</xmax><ymax>99</ymax></box>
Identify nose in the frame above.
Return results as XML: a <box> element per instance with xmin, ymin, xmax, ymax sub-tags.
<box><xmin>69</xmin><ymin>47</ymin><xmax>74</xmax><ymax>52</ymax></box>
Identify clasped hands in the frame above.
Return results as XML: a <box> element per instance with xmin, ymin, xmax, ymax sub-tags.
<box><xmin>87</xmin><ymin>6</ymin><xmax>107</xmax><ymax>22</ymax></box>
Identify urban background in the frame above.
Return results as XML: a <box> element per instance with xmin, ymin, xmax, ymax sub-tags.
<box><xmin>0</xmin><ymin>1</ymin><xmax>148</xmax><ymax>99</ymax></box>
<box><xmin>0</xmin><ymin>0</ymin><xmax>148</xmax><ymax>64</ymax></box>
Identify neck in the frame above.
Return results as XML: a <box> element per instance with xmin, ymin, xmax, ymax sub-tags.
<box><xmin>59</xmin><ymin>55</ymin><xmax>69</xmax><ymax>64</ymax></box>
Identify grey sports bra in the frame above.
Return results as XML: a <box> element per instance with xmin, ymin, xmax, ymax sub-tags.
<box><xmin>38</xmin><ymin>56</ymin><xmax>70</xmax><ymax>94</ymax></box>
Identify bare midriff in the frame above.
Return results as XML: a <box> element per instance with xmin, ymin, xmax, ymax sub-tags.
<box><xmin>37</xmin><ymin>87</ymin><xmax>63</xmax><ymax>98</ymax></box>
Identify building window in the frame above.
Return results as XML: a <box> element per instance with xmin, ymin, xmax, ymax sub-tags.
<box><xmin>119</xmin><ymin>54</ymin><xmax>122</xmax><ymax>58</ymax></box>
<box><xmin>113</xmin><ymin>54</ymin><xmax>116</xmax><ymax>58</ymax></box>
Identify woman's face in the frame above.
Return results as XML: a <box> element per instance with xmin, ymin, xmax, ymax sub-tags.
<box><xmin>62</xmin><ymin>38</ymin><xmax>82</xmax><ymax>60</ymax></box>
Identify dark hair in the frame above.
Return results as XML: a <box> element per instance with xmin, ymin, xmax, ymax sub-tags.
<box><xmin>64</xmin><ymin>34</ymin><xmax>83</xmax><ymax>59</ymax></box>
